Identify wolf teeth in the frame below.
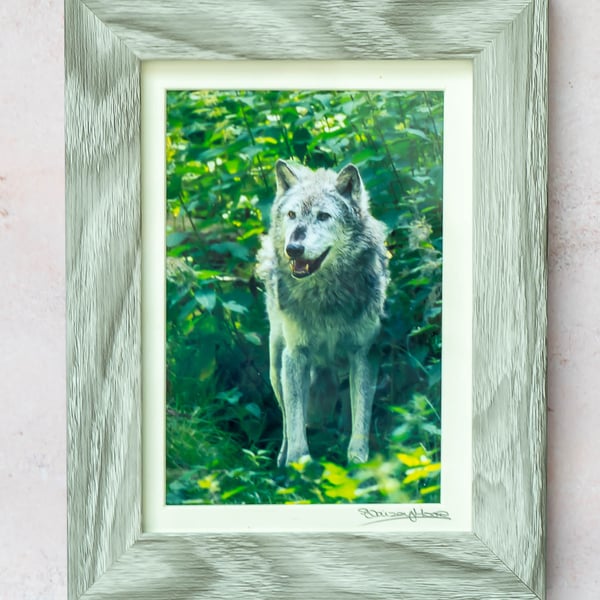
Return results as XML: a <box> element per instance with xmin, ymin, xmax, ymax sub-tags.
<box><xmin>289</xmin><ymin>260</ymin><xmax>311</xmax><ymax>274</ymax></box>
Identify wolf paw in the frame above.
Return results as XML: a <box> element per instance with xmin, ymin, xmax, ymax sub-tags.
<box><xmin>347</xmin><ymin>439</ymin><xmax>369</xmax><ymax>464</ymax></box>
<box><xmin>285</xmin><ymin>450</ymin><xmax>312</xmax><ymax>467</ymax></box>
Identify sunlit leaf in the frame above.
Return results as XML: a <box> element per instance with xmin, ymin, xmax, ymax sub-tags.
<box><xmin>194</xmin><ymin>289</ymin><xmax>216</xmax><ymax>311</ymax></box>
<box><xmin>324</xmin><ymin>479</ymin><xmax>359</xmax><ymax>500</ymax></box>
<box><xmin>403</xmin><ymin>462</ymin><xmax>441</xmax><ymax>484</ymax></box>
<box><xmin>396</xmin><ymin>453</ymin><xmax>423</xmax><ymax>468</ymax></box>
<box><xmin>321</xmin><ymin>462</ymin><xmax>349</xmax><ymax>486</ymax></box>
<box><xmin>244</xmin><ymin>332</ymin><xmax>261</xmax><ymax>345</ymax></box>
<box><xmin>197</xmin><ymin>475</ymin><xmax>219</xmax><ymax>493</ymax></box>
<box><xmin>221</xmin><ymin>485</ymin><xmax>248</xmax><ymax>500</ymax></box>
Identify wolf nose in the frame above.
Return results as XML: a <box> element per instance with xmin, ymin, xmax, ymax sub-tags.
<box><xmin>285</xmin><ymin>243</ymin><xmax>305</xmax><ymax>258</ymax></box>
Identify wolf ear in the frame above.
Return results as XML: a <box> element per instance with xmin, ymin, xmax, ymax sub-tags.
<box><xmin>335</xmin><ymin>164</ymin><xmax>364</xmax><ymax>205</ymax></box>
<box><xmin>275</xmin><ymin>159</ymin><xmax>299</xmax><ymax>195</ymax></box>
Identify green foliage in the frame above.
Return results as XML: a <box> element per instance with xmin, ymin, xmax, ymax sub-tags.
<box><xmin>165</xmin><ymin>89</ymin><xmax>443</xmax><ymax>505</ymax></box>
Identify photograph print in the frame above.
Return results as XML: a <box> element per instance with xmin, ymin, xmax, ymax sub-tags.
<box><xmin>165</xmin><ymin>89</ymin><xmax>443</xmax><ymax>505</ymax></box>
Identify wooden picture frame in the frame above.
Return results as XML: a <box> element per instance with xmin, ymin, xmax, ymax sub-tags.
<box><xmin>66</xmin><ymin>1</ymin><xmax>547</xmax><ymax>598</ymax></box>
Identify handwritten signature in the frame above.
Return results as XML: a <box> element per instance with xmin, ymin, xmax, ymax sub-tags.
<box><xmin>358</xmin><ymin>507</ymin><xmax>451</xmax><ymax>525</ymax></box>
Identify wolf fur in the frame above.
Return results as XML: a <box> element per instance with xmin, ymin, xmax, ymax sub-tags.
<box><xmin>257</xmin><ymin>159</ymin><xmax>389</xmax><ymax>466</ymax></box>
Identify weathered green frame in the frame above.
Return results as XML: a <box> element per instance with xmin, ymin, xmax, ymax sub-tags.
<box><xmin>66</xmin><ymin>1</ymin><xmax>547</xmax><ymax>598</ymax></box>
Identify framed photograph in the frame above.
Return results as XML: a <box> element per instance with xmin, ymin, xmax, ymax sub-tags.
<box><xmin>142</xmin><ymin>62</ymin><xmax>473</xmax><ymax>534</ymax></box>
<box><xmin>66</xmin><ymin>1</ymin><xmax>547</xmax><ymax>598</ymax></box>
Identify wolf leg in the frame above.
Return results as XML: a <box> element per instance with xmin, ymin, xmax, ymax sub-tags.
<box><xmin>269</xmin><ymin>332</ymin><xmax>288</xmax><ymax>467</ymax></box>
<box><xmin>347</xmin><ymin>350</ymin><xmax>378</xmax><ymax>463</ymax></box>
<box><xmin>281</xmin><ymin>347</ymin><xmax>310</xmax><ymax>464</ymax></box>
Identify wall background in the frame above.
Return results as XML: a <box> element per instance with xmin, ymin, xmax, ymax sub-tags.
<box><xmin>0</xmin><ymin>1</ymin><xmax>598</xmax><ymax>598</ymax></box>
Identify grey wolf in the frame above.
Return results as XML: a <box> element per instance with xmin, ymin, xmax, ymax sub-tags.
<box><xmin>257</xmin><ymin>160</ymin><xmax>389</xmax><ymax>466</ymax></box>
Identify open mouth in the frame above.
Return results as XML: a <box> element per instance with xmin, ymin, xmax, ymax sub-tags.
<box><xmin>289</xmin><ymin>248</ymin><xmax>330</xmax><ymax>279</ymax></box>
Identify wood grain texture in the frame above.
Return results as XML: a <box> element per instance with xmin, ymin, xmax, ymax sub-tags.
<box><xmin>82</xmin><ymin>0</ymin><xmax>531</xmax><ymax>60</ymax></box>
<box><xmin>81</xmin><ymin>533</ymin><xmax>540</xmax><ymax>599</ymax></box>
<box><xmin>472</xmin><ymin>1</ymin><xmax>547</xmax><ymax>597</ymax></box>
<box><xmin>65</xmin><ymin>0</ymin><xmax>141</xmax><ymax>598</ymax></box>
<box><xmin>66</xmin><ymin>0</ymin><xmax>547</xmax><ymax>598</ymax></box>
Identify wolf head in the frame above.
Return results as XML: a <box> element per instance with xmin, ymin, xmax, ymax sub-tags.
<box><xmin>270</xmin><ymin>159</ymin><xmax>372</xmax><ymax>279</ymax></box>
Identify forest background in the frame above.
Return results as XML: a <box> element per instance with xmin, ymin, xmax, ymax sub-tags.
<box><xmin>165</xmin><ymin>89</ymin><xmax>444</xmax><ymax>505</ymax></box>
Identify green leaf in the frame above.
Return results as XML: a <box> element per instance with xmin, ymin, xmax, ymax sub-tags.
<box><xmin>403</xmin><ymin>462</ymin><xmax>440</xmax><ymax>484</ymax></box>
<box><xmin>221</xmin><ymin>485</ymin><xmax>248</xmax><ymax>500</ymax></box>
<box><xmin>198</xmin><ymin>146</ymin><xmax>226</xmax><ymax>161</ymax></box>
<box><xmin>195</xmin><ymin>270</ymin><xmax>222</xmax><ymax>281</ymax></box>
<box><xmin>422</xmin><ymin>422</ymin><xmax>442</xmax><ymax>436</ymax></box>
<box><xmin>209</xmin><ymin>241</ymin><xmax>249</xmax><ymax>260</ymax></box>
<box><xmin>216</xmin><ymin>388</ymin><xmax>243</xmax><ymax>404</ymax></box>
<box><xmin>405</xmin><ymin>127</ymin><xmax>430</xmax><ymax>141</ymax></box>
<box><xmin>420</xmin><ymin>484</ymin><xmax>441</xmax><ymax>496</ymax></box>
<box><xmin>166</xmin><ymin>232</ymin><xmax>189</xmax><ymax>247</ymax></box>
<box><xmin>321</xmin><ymin>462</ymin><xmax>349</xmax><ymax>486</ymax></box>
<box><xmin>245</xmin><ymin>403</ymin><xmax>261</xmax><ymax>418</ymax></box>
<box><xmin>194</xmin><ymin>289</ymin><xmax>216</xmax><ymax>311</ymax></box>
<box><xmin>406</xmin><ymin>277</ymin><xmax>430</xmax><ymax>286</ymax></box>
<box><xmin>177</xmin><ymin>298</ymin><xmax>197</xmax><ymax>322</ymax></box>
<box><xmin>244</xmin><ymin>332</ymin><xmax>262</xmax><ymax>345</ymax></box>
<box><xmin>350</xmin><ymin>148</ymin><xmax>377</xmax><ymax>164</ymax></box>
<box><xmin>221</xmin><ymin>300</ymin><xmax>248</xmax><ymax>314</ymax></box>
<box><xmin>396</xmin><ymin>453</ymin><xmax>424</xmax><ymax>468</ymax></box>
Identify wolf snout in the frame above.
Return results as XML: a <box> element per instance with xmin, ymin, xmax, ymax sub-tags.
<box><xmin>285</xmin><ymin>243</ymin><xmax>305</xmax><ymax>258</ymax></box>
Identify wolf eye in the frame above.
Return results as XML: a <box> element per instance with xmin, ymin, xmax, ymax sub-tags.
<box><xmin>287</xmin><ymin>210</ymin><xmax>296</xmax><ymax>219</ymax></box>
<box><xmin>317</xmin><ymin>212</ymin><xmax>331</xmax><ymax>222</ymax></box>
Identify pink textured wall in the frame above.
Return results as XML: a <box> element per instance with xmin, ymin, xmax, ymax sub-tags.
<box><xmin>0</xmin><ymin>2</ymin><xmax>598</xmax><ymax>598</ymax></box>
<box><xmin>546</xmin><ymin>1</ymin><xmax>600</xmax><ymax>598</ymax></box>
<box><xmin>0</xmin><ymin>0</ymin><xmax>67</xmax><ymax>597</ymax></box>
